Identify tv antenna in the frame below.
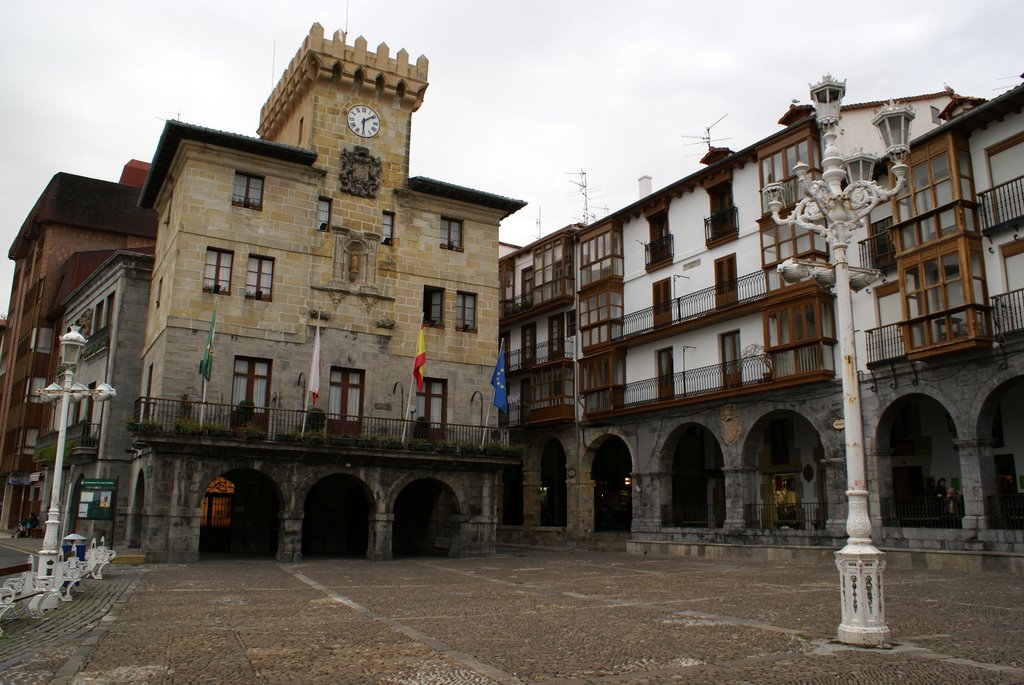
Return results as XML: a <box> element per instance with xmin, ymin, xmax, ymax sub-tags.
<box><xmin>682</xmin><ymin>113</ymin><xmax>731</xmax><ymax>150</ymax></box>
<box><xmin>566</xmin><ymin>170</ymin><xmax>592</xmax><ymax>226</ymax></box>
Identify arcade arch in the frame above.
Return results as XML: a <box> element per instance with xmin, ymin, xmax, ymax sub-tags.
<box><xmin>302</xmin><ymin>474</ymin><xmax>372</xmax><ymax>557</ymax></box>
<box><xmin>391</xmin><ymin>478</ymin><xmax>460</xmax><ymax>557</ymax></box>
<box><xmin>198</xmin><ymin>468</ymin><xmax>280</xmax><ymax>556</ymax></box>
<box><xmin>744</xmin><ymin>412</ymin><xmax>827</xmax><ymax>529</ymax></box>
<box><xmin>591</xmin><ymin>436</ymin><xmax>633</xmax><ymax>532</ymax></box>
<box><xmin>667</xmin><ymin>424</ymin><xmax>725</xmax><ymax>528</ymax></box>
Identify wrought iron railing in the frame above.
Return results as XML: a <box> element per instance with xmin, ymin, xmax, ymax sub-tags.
<box><xmin>986</xmin><ymin>494</ymin><xmax>1024</xmax><ymax>530</ymax></box>
<box><xmin>502</xmin><ymin>293</ymin><xmax>534</xmax><ymax>318</ymax></box>
<box><xmin>507</xmin><ymin>337</ymin><xmax>574</xmax><ymax>372</ymax></box>
<box><xmin>865</xmin><ymin>323</ymin><xmax>906</xmax><ymax>365</ymax></box>
<box><xmin>37</xmin><ymin>421</ymin><xmax>101</xmax><ymax>451</ymax></box>
<box><xmin>645</xmin><ymin>233</ymin><xmax>674</xmax><ymax>267</ymax></box>
<box><xmin>130</xmin><ymin>397</ymin><xmax>522</xmax><ymax>448</ymax></box>
<box><xmin>979</xmin><ymin>175</ymin><xmax>1024</xmax><ymax>234</ymax></box>
<box><xmin>992</xmin><ymin>287</ymin><xmax>1024</xmax><ymax>337</ymax></box>
<box><xmin>620</xmin><ymin>355</ymin><xmax>773</xmax><ymax>409</ymax></box>
<box><xmin>616</xmin><ymin>270</ymin><xmax>769</xmax><ymax>340</ymax></box>
<box><xmin>744</xmin><ymin>501</ymin><xmax>826</xmax><ymax>530</ymax></box>
<box><xmin>858</xmin><ymin>224</ymin><xmax>896</xmax><ymax>271</ymax></box>
<box><xmin>663</xmin><ymin>502</ymin><xmax>726</xmax><ymax>528</ymax></box>
<box><xmin>880</xmin><ymin>496</ymin><xmax>963</xmax><ymax>529</ymax></box>
<box><xmin>704</xmin><ymin>207</ymin><xmax>738</xmax><ymax>243</ymax></box>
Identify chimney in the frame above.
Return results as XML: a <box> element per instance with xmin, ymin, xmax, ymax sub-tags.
<box><xmin>638</xmin><ymin>175</ymin><xmax>652</xmax><ymax>199</ymax></box>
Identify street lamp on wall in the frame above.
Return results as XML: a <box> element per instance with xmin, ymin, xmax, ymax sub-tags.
<box><xmin>34</xmin><ymin>326</ymin><xmax>116</xmax><ymax>596</ymax></box>
<box><xmin>762</xmin><ymin>75</ymin><xmax>914</xmax><ymax>647</ymax></box>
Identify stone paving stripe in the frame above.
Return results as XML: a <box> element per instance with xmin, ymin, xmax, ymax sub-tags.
<box><xmin>281</xmin><ymin>563</ymin><xmax>524</xmax><ymax>685</ymax></box>
<box><xmin>48</xmin><ymin>573</ymin><xmax>143</xmax><ymax>685</ymax></box>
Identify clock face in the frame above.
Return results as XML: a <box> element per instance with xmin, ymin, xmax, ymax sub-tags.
<box><xmin>347</xmin><ymin>105</ymin><xmax>380</xmax><ymax>138</ymax></box>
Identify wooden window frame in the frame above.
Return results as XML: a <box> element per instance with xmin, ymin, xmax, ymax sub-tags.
<box><xmin>232</xmin><ymin>172</ymin><xmax>264</xmax><ymax>210</ymax></box>
<box><xmin>203</xmin><ymin>248</ymin><xmax>233</xmax><ymax>295</ymax></box>
<box><xmin>316</xmin><ymin>197</ymin><xmax>331</xmax><ymax>231</ymax></box>
<box><xmin>456</xmin><ymin>291</ymin><xmax>477</xmax><ymax>332</ymax></box>
<box><xmin>440</xmin><ymin>217</ymin><xmax>463</xmax><ymax>251</ymax></box>
<box><xmin>423</xmin><ymin>286</ymin><xmax>445</xmax><ymax>327</ymax></box>
<box><xmin>245</xmin><ymin>255</ymin><xmax>274</xmax><ymax>301</ymax></box>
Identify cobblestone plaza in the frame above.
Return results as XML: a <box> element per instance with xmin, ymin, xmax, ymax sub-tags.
<box><xmin>1</xmin><ymin>545</ymin><xmax>1022</xmax><ymax>684</ymax></box>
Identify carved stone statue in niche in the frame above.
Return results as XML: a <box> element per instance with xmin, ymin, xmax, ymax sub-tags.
<box><xmin>334</xmin><ymin>233</ymin><xmax>377</xmax><ymax>289</ymax></box>
<box><xmin>339</xmin><ymin>146</ymin><xmax>382</xmax><ymax>199</ymax></box>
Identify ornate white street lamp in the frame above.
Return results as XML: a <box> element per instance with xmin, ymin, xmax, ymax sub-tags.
<box><xmin>34</xmin><ymin>325</ymin><xmax>116</xmax><ymax>583</ymax></box>
<box><xmin>763</xmin><ymin>75</ymin><xmax>914</xmax><ymax>646</ymax></box>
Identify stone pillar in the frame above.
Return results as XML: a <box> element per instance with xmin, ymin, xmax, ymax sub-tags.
<box><xmin>277</xmin><ymin>510</ymin><xmax>304</xmax><ymax>563</ymax></box>
<box><xmin>630</xmin><ymin>471</ymin><xmax>661</xmax><ymax>533</ymax></box>
<box><xmin>565</xmin><ymin>466</ymin><xmax>581</xmax><ymax>545</ymax></box>
<box><xmin>723</xmin><ymin>466</ymin><xmax>752</xmax><ymax>531</ymax></box>
<box><xmin>823</xmin><ymin>455</ymin><xmax>849</xmax><ymax>537</ymax></box>
<box><xmin>522</xmin><ymin>466</ymin><xmax>542</xmax><ymax>528</ymax></box>
<box><xmin>954</xmin><ymin>437</ymin><xmax>996</xmax><ymax>531</ymax></box>
<box><xmin>368</xmin><ymin>513</ymin><xmax>394</xmax><ymax>560</ymax></box>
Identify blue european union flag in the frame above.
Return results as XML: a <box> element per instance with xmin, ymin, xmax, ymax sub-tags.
<box><xmin>491</xmin><ymin>341</ymin><xmax>507</xmax><ymax>412</ymax></box>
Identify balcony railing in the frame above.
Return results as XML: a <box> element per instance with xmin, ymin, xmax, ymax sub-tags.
<box><xmin>616</xmin><ymin>270</ymin><xmax>768</xmax><ymax>341</ymax></box>
<box><xmin>744</xmin><ymin>501</ymin><xmax>826</xmax><ymax>530</ymax></box>
<box><xmin>865</xmin><ymin>323</ymin><xmax>906</xmax><ymax>365</ymax></box>
<box><xmin>35</xmin><ymin>421</ymin><xmax>101</xmax><ymax>464</ymax></box>
<box><xmin>704</xmin><ymin>207</ymin><xmax>738</xmax><ymax>243</ymax></box>
<box><xmin>858</xmin><ymin>226</ymin><xmax>896</xmax><ymax>271</ymax></box>
<box><xmin>131</xmin><ymin>397</ymin><xmax>522</xmax><ymax>448</ymax></box>
<box><xmin>979</xmin><ymin>175</ymin><xmax>1024</xmax><ymax>234</ymax></box>
<box><xmin>992</xmin><ymin>286</ymin><xmax>1024</xmax><ymax>337</ymax></box>
<box><xmin>986</xmin><ymin>494</ymin><xmax>1024</xmax><ymax>530</ymax></box>
<box><xmin>620</xmin><ymin>354</ymin><xmax>773</xmax><ymax>409</ymax></box>
<box><xmin>645</xmin><ymin>234</ymin><xmax>674</xmax><ymax>268</ymax></box>
<box><xmin>502</xmin><ymin>293</ymin><xmax>534</xmax><ymax>318</ymax></box>
<box><xmin>881</xmin><ymin>496</ymin><xmax>963</xmax><ymax>529</ymax></box>
<box><xmin>507</xmin><ymin>337</ymin><xmax>574</xmax><ymax>372</ymax></box>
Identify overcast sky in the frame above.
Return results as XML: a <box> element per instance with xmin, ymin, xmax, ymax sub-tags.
<box><xmin>0</xmin><ymin>1</ymin><xmax>1020</xmax><ymax>312</ymax></box>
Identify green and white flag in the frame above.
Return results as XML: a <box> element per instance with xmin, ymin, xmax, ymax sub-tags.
<box><xmin>199</xmin><ymin>304</ymin><xmax>217</xmax><ymax>381</ymax></box>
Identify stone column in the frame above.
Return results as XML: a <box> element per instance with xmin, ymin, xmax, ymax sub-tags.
<box><xmin>277</xmin><ymin>510</ymin><xmax>304</xmax><ymax>563</ymax></box>
<box><xmin>954</xmin><ymin>437</ymin><xmax>996</xmax><ymax>531</ymax></box>
<box><xmin>823</xmin><ymin>455</ymin><xmax>849</xmax><ymax>537</ymax></box>
<box><xmin>723</xmin><ymin>466</ymin><xmax>753</xmax><ymax>531</ymax></box>
<box><xmin>630</xmin><ymin>470</ymin><xmax>661</xmax><ymax>534</ymax></box>
<box><xmin>368</xmin><ymin>513</ymin><xmax>394</xmax><ymax>560</ymax></box>
<box><xmin>522</xmin><ymin>466</ymin><xmax>542</xmax><ymax>528</ymax></box>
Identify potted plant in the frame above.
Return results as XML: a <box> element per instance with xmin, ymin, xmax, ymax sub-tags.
<box><xmin>305</xmin><ymin>407</ymin><xmax>326</xmax><ymax>433</ymax></box>
<box><xmin>234</xmin><ymin>400</ymin><xmax>255</xmax><ymax>426</ymax></box>
<box><xmin>173</xmin><ymin>418</ymin><xmax>202</xmax><ymax>436</ymax></box>
<box><xmin>240</xmin><ymin>423</ymin><xmax>266</xmax><ymax>441</ymax></box>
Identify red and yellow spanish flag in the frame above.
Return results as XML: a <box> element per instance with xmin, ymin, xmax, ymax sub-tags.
<box><xmin>413</xmin><ymin>321</ymin><xmax>426</xmax><ymax>392</ymax></box>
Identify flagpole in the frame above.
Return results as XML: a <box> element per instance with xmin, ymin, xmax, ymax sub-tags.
<box><xmin>480</xmin><ymin>402</ymin><xmax>493</xmax><ymax>448</ymax></box>
<box><xmin>402</xmin><ymin>315</ymin><xmax>426</xmax><ymax>443</ymax></box>
<box><xmin>198</xmin><ymin>303</ymin><xmax>217</xmax><ymax>427</ymax></box>
<box><xmin>302</xmin><ymin>319</ymin><xmax>320</xmax><ymax>437</ymax></box>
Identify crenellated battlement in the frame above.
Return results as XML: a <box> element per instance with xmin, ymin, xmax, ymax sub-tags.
<box><xmin>258</xmin><ymin>22</ymin><xmax>429</xmax><ymax>141</ymax></box>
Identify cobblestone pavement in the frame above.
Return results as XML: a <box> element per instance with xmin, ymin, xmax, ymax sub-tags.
<box><xmin>0</xmin><ymin>547</ymin><xmax>1022</xmax><ymax>684</ymax></box>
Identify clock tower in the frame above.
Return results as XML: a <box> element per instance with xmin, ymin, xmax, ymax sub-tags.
<box><xmin>258</xmin><ymin>23</ymin><xmax>429</xmax><ymax>233</ymax></box>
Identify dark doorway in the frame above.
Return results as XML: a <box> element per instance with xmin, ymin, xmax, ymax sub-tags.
<box><xmin>199</xmin><ymin>469</ymin><xmax>279</xmax><ymax>556</ymax></box>
<box><xmin>541</xmin><ymin>440</ymin><xmax>567</xmax><ymax>527</ymax></box>
<box><xmin>392</xmin><ymin>479</ymin><xmax>459</xmax><ymax>557</ymax></box>
<box><xmin>671</xmin><ymin>425</ymin><xmax>725</xmax><ymax>527</ymax></box>
<box><xmin>302</xmin><ymin>474</ymin><xmax>370</xmax><ymax>557</ymax></box>
<box><xmin>592</xmin><ymin>438</ymin><xmax>632</xmax><ymax>531</ymax></box>
<box><xmin>502</xmin><ymin>465</ymin><xmax>524</xmax><ymax>525</ymax></box>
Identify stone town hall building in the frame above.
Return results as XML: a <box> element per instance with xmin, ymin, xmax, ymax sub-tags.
<box><xmin>125</xmin><ymin>25</ymin><xmax>524</xmax><ymax>561</ymax></box>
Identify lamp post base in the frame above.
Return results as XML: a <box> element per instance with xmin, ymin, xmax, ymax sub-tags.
<box><xmin>835</xmin><ymin>544</ymin><xmax>890</xmax><ymax>646</ymax></box>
